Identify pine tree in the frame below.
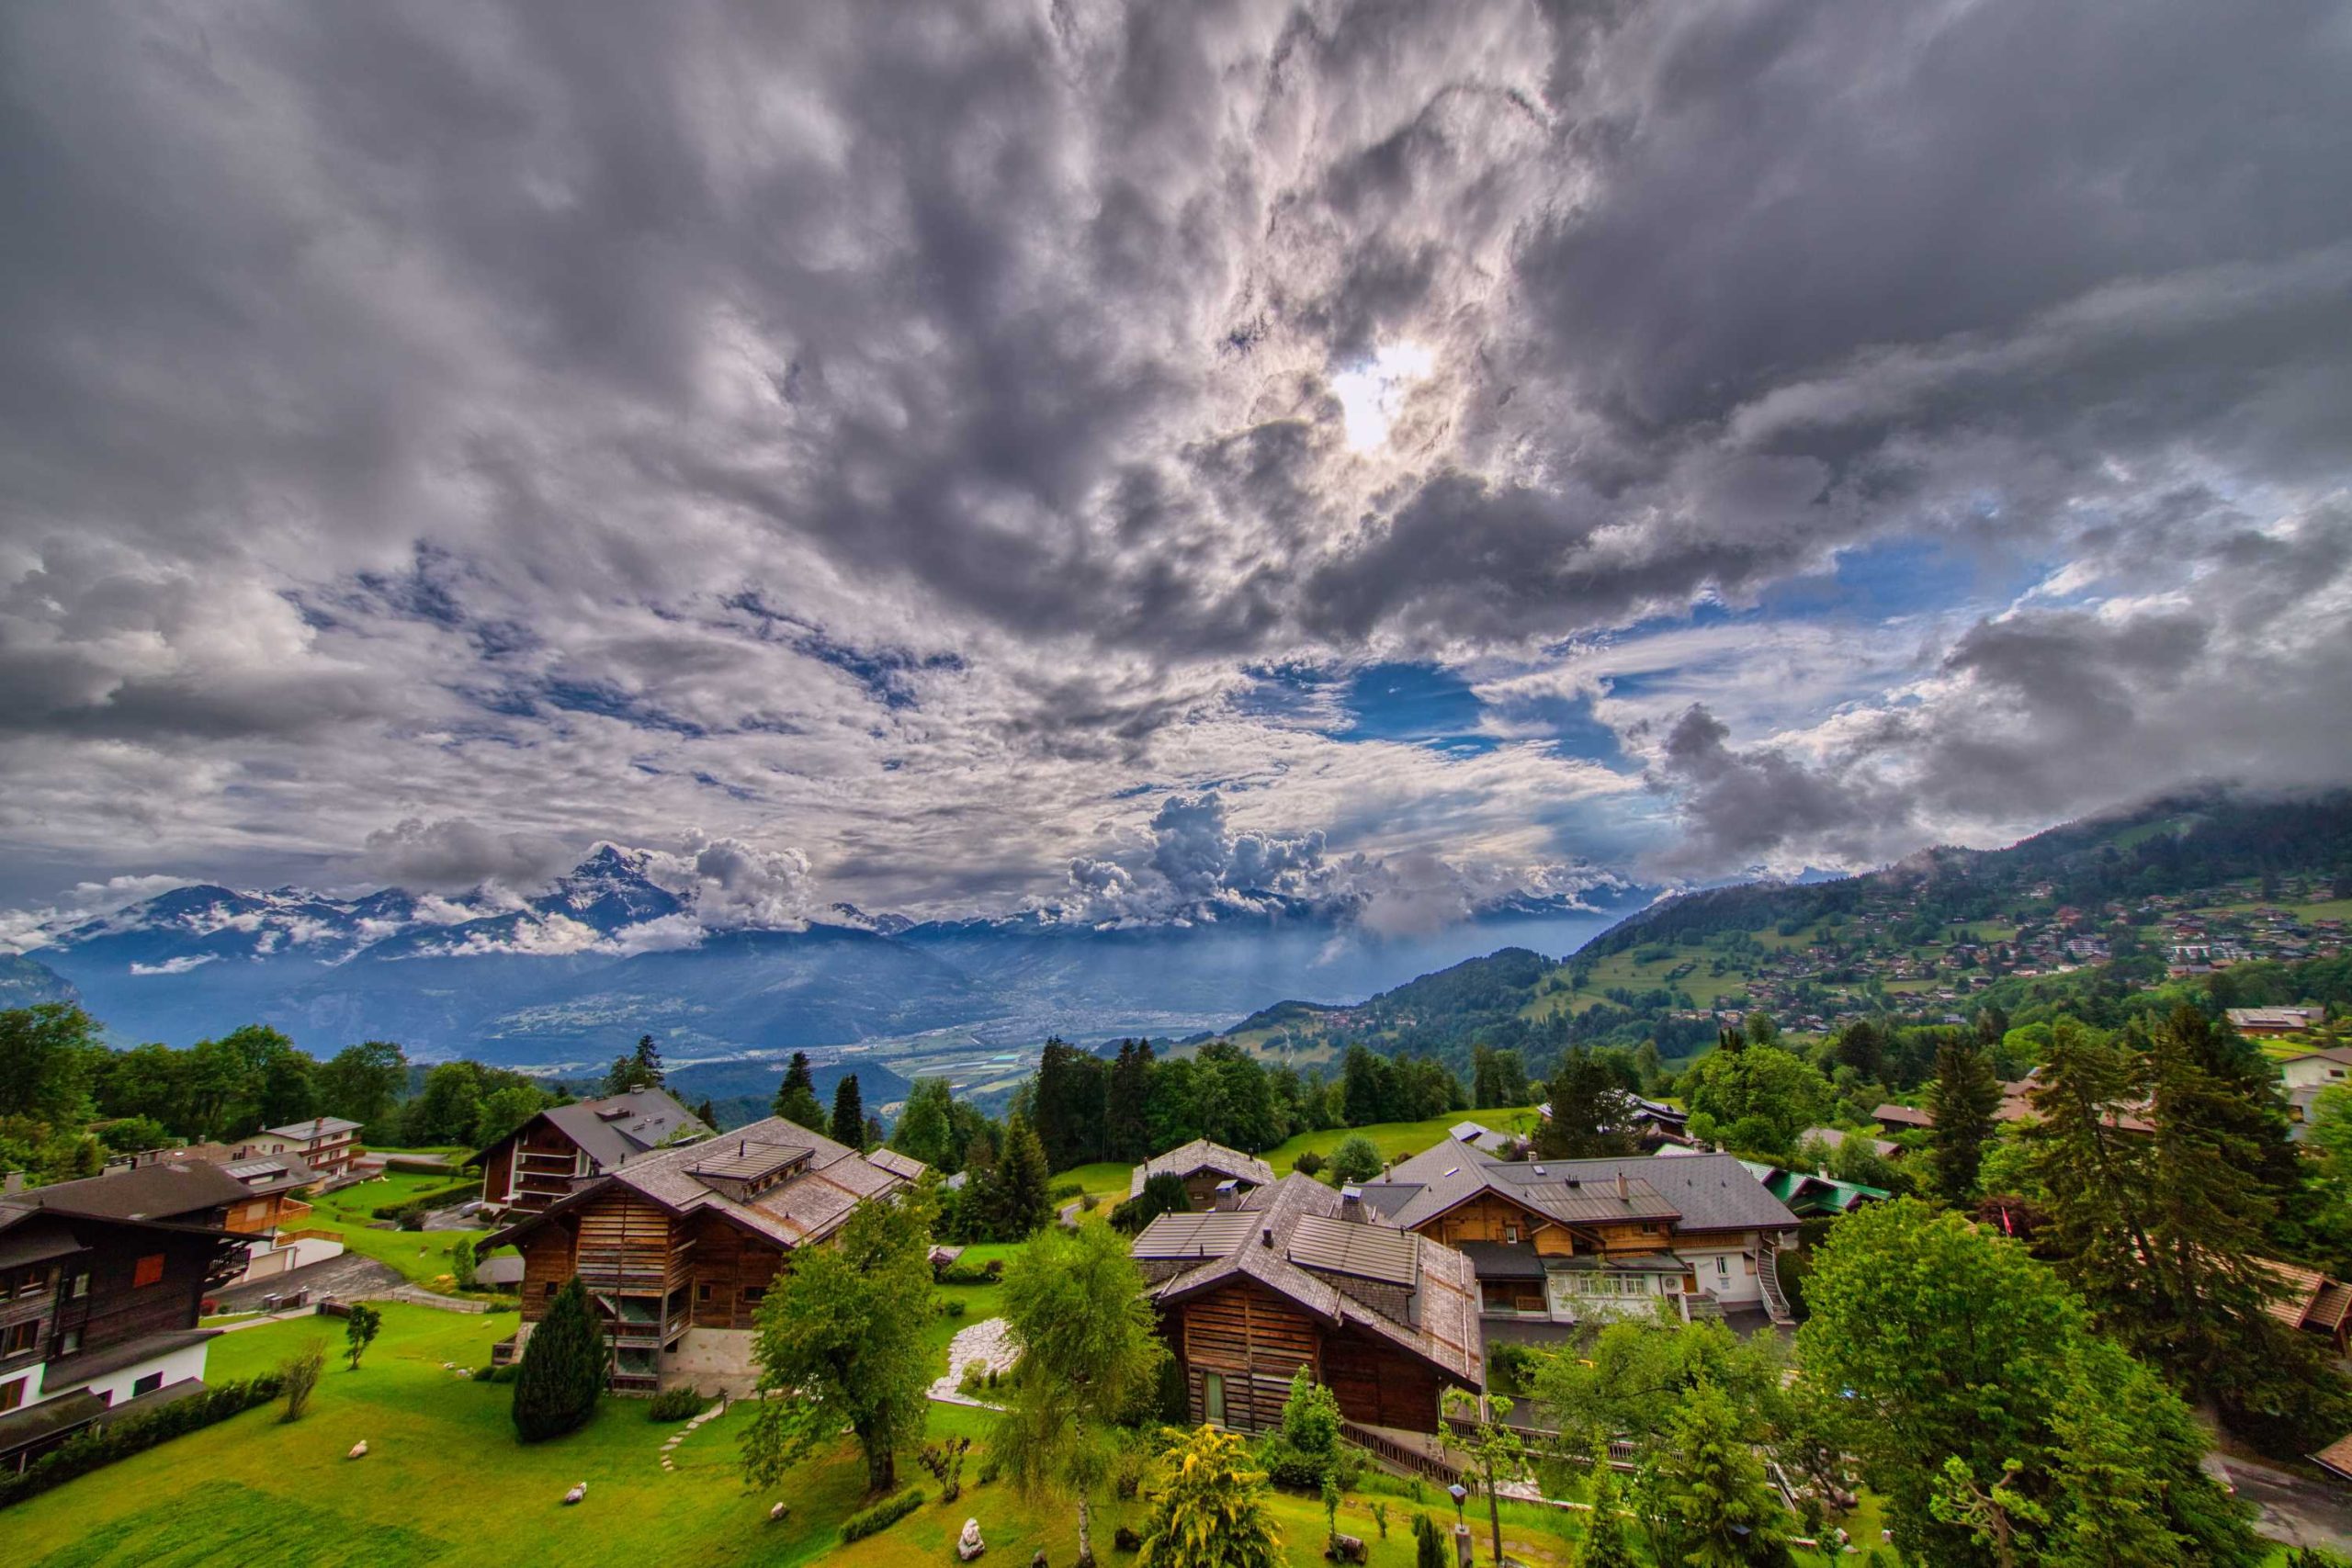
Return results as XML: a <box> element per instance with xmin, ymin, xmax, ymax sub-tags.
<box><xmin>1533</xmin><ymin>1048</ymin><xmax>1639</xmax><ymax>1160</ymax></box>
<box><xmin>1643</xmin><ymin>1378</ymin><xmax>1793</xmax><ymax>1566</ymax></box>
<box><xmin>631</xmin><ymin>1032</ymin><xmax>664</xmax><ymax>1086</ymax></box>
<box><xmin>1574</xmin><ymin>1456</ymin><xmax>1639</xmax><ymax>1568</ymax></box>
<box><xmin>513</xmin><ymin>1275</ymin><xmax>605</xmax><ymax>1441</ymax></box>
<box><xmin>831</xmin><ymin>1074</ymin><xmax>866</xmax><ymax>1148</ymax></box>
<box><xmin>1926</xmin><ymin>1035</ymin><xmax>2002</xmax><ymax>1206</ymax></box>
<box><xmin>1412</xmin><ymin>1513</ymin><xmax>1447</xmax><ymax>1568</ymax></box>
<box><xmin>693</xmin><ymin>1098</ymin><xmax>717</xmax><ymax>1128</ymax></box>
<box><xmin>986</xmin><ymin>1113</ymin><xmax>1054</xmax><ymax>1240</ymax></box>
<box><xmin>2024</xmin><ymin>1020</ymin><xmax>2160</xmax><ymax>1326</ymax></box>
<box><xmin>774</xmin><ymin>1052</ymin><xmax>826</xmax><ymax>1129</ymax></box>
<box><xmin>1105</xmin><ymin>1039</ymin><xmax>1156</xmax><ymax>1164</ymax></box>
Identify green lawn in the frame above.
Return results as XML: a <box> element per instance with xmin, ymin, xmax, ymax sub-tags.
<box><xmin>1257</xmin><ymin>1107</ymin><xmax>1544</xmax><ymax>1175</ymax></box>
<box><xmin>300</xmin><ymin>1171</ymin><xmax>487</xmax><ymax>1289</ymax></box>
<box><xmin>10</xmin><ymin>1299</ymin><xmax>1894</xmax><ymax>1567</ymax></box>
<box><xmin>1057</xmin><ymin>1161</ymin><xmax>1136</xmax><ymax>1207</ymax></box>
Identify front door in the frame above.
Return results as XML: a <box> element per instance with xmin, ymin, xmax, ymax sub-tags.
<box><xmin>1203</xmin><ymin>1371</ymin><xmax>1226</xmax><ymax>1427</ymax></box>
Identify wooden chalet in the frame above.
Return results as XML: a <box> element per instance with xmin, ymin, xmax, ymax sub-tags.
<box><xmin>475</xmin><ymin>1088</ymin><xmax>711</xmax><ymax>1214</ymax></box>
<box><xmin>1130</xmin><ymin>1173</ymin><xmax>1482</xmax><ymax>1436</ymax></box>
<box><xmin>1357</xmin><ymin>1144</ymin><xmax>1800</xmax><ymax>1335</ymax></box>
<box><xmin>0</xmin><ymin>1187</ymin><xmax>245</xmax><ymax>1472</ymax></box>
<box><xmin>249</xmin><ymin>1116</ymin><xmax>364</xmax><ymax>1180</ymax></box>
<box><xmin>1129</xmin><ymin>1139</ymin><xmax>1278</xmax><ymax>1211</ymax></box>
<box><xmin>481</xmin><ymin>1117</ymin><xmax>923</xmax><ymax>1393</ymax></box>
<box><xmin>2264</xmin><ymin>1258</ymin><xmax>2352</xmax><ymax>1354</ymax></box>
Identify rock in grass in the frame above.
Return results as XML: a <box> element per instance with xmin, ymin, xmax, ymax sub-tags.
<box><xmin>562</xmin><ymin>1482</ymin><xmax>587</xmax><ymax>1506</ymax></box>
<box><xmin>957</xmin><ymin>1518</ymin><xmax>985</xmax><ymax>1560</ymax></box>
<box><xmin>769</xmin><ymin>1502</ymin><xmax>790</xmax><ymax>1523</ymax></box>
<box><xmin>347</xmin><ymin>1440</ymin><xmax>368</xmax><ymax>1460</ymax></box>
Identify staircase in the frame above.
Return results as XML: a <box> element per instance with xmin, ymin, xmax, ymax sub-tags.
<box><xmin>1758</xmin><ymin>1247</ymin><xmax>1797</xmax><ymax>1326</ymax></box>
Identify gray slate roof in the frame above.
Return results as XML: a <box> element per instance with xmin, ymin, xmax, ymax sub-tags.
<box><xmin>486</xmin><ymin>1114</ymin><xmax>923</xmax><ymax>1254</ymax></box>
<box><xmin>1134</xmin><ymin>1173</ymin><xmax>1482</xmax><ymax>1387</ymax></box>
<box><xmin>534</xmin><ymin>1089</ymin><xmax>710</xmax><ymax>1170</ymax></box>
<box><xmin>1379</xmin><ymin>1143</ymin><xmax>1796</xmax><ymax>1236</ymax></box>
<box><xmin>1</xmin><ymin>1160</ymin><xmax>251</xmax><ymax>1224</ymax></box>
<box><xmin>1129</xmin><ymin>1138</ymin><xmax>1277</xmax><ymax>1199</ymax></box>
<box><xmin>262</xmin><ymin>1116</ymin><xmax>363</xmax><ymax>1140</ymax></box>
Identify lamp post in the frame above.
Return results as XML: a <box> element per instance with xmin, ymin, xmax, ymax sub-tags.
<box><xmin>1448</xmin><ymin>1483</ymin><xmax>1467</xmax><ymax>1528</ymax></box>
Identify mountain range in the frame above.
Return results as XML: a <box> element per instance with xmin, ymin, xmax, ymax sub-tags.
<box><xmin>4</xmin><ymin>845</ymin><xmax>1644</xmax><ymax>1075</ymax></box>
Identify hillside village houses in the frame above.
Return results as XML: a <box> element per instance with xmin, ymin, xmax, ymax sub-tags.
<box><xmin>480</xmin><ymin>1115</ymin><xmax>923</xmax><ymax>1393</ymax></box>
<box><xmin>242</xmin><ymin>1116</ymin><xmax>365</xmax><ymax>1180</ymax></box>
<box><xmin>1128</xmin><ymin>1138</ymin><xmax>1277</xmax><ymax>1211</ymax></box>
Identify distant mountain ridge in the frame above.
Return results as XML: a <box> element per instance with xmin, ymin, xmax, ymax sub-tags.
<box><xmin>8</xmin><ymin>844</ymin><xmax>1644</xmax><ymax>1072</ymax></box>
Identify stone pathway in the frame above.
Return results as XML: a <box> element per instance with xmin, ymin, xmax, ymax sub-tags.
<box><xmin>657</xmin><ymin>1400</ymin><xmax>729</xmax><ymax>1472</ymax></box>
<box><xmin>927</xmin><ymin>1316</ymin><xmax>1018</xmax><ymax>1406</ymax></box>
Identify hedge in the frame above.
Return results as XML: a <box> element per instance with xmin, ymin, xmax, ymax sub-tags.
<box><xmin>0</xmin><ymin>1374</ymin><xmax>283</xmax><ymax>1511</ymax></box>
<box><xmin>839</xmin><ymin>1487</ymin><xmax>925</xmax><ymax>1543</ymax></box>
<box><xmin>369</xmin><ymin>1181</ymin><xmax>480</xmax><ymax>1219</ymax></box>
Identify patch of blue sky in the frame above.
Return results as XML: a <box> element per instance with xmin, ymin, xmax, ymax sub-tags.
<box><xmin>1332</xmin><ymin>662</ymin><xmax>1499</xmax><ymax>756</ymax></box>
<box><xmin>540</xmin><ymin>678</ymin><xmax>709</xmax><ymax>738</ymax></box>
<box><xmin>1758</xmin><ymin>534</ymin><xmax>2049</xmax><ymax>622</ymax></box>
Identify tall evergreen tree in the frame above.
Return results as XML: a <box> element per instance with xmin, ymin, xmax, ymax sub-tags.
<box><xmin>773</xmin><ymin>1051</ymin><xmax>826</xmax><ymax>1128</ymax></box>
<box><xmin>986</xmin><ymin>1113</ymin><xmax>1054</xmax><ymax>1240</ymax></box>
<box><xmin>1533</xmin><ymin>1048</ymin><xmax>1639</xmax><ymax>1160</ymax></box>
<box><xmin>1926</xmin><ymin>1035</ymin><xmax>2003</xmax><ymax>1206</ymax></box>
<box><xmin>1638</xmin><ymin>1379</ymin><xmax>1793</xmax><ymax>1567</ymax></box>
<box><xmin>1573</xmin><ymin>1456</ymin><xmax>1639</xmax><ymax>1568</ymax></box>
<box><xmin>831</xmin><ymin>1074</ymin><xmax>866</xmax><ymax>1149</ymax></box>
<box><xmin>1033</xmin><ymin>1038</ymin><xmax>1107</xmax><ymax>1170</ymax></box>
<box><xmin>513</xmin><ymin>1276</ymin><xmax>605</xmax><ymax>1441</ymax></box>
<box><xmin>633</xmin><ymin>1032</ymin><xmax>664</xmax><ymax>1085</ymax></box>
<box><xmin>1104</xmin><ymin>1039</ymin><xmax>1156</xmax><ymax>1164</ymax></box>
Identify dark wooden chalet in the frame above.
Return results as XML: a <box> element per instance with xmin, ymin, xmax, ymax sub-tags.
<box><xmin>1130</xmin><ymin>1173</ymin><xmax>1482</xmax><ymax>1436</ymax></box>
<box><xmin>476</xmin><ymin>1089</ymin><xmax>711</xmax><ymax>1213</ymax></box>
<box><xmin>1128</xmin><ymin>1139</ymin><xmax>1279</xmax><ymax>1212</ymax></box>
<box><xmin>481</xmin><ymin>1117</ymin><xmax>923</xmax><ymax>1392</ymax></box>
<box><xmin>0</xmin><ymin>1188</ymin><xmax>245</xmax><ymax>1471</ymax></box>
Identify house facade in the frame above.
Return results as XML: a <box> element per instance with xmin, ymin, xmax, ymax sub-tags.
<box><xmin>249</xmin><ymin>1117</ymin><xmax>365</xmax><ymax>1180</ymax></box>
<box><xmin>2276</xmin><ymin>1047</ymin><xmax>2352</xmax><ymax>1092</ymax></box>
<box><xmin>1358</xmin><ymin>1145</ymin><xmax>1800</xmax><ymax>1336</ymax></box>
<box><xmin>1130</xmin><ymin>1173</ymin><xmax>1482</xmax><ymax>1436</ymax></box>
<box><xmin>0</xmin><ymin>1193</ymin><xmax>244</xmax><ymax>1472</ymax></box>
<box><xmin>94</xmin><ymin>1144</ymin><xmax>343</xmax><ymax>1284</ymax></box>
<box><xmin>481</xmin><ymin>1116</ymin><xmax>922</xmax><ymax>1393</ymax></box>
<box><xmin>1129</xmin><ymin>1139</ymin><xmax>1278</xmax><ymax>1212</ymax></box>
<box><xmin>475</xmin><ymin>1089</ymin><xmax>710</xmax><ymax>1214</ymax></box>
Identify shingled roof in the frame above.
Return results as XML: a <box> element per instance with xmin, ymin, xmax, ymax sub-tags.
<box><xmin>482</xmin><ymin>1115</ymin><xmax>923</xmax><ymax>1253</ymax></box>
<box><xmin>504</xmin><ymin>1088</ymin><xmax>711</xmax><ymax>1172</ymax></box>
<box><xmin>1132</xmin><ymin>1173</ymin><xmax>1482</xmax><ymax>1388</ymax></box>
<box><xmin>1</xmin><ymin>1160</ymin><xmax>252</xmax><ymax>1224</ymax></box>
<box><xmin>1129</xmin><ymin>1138</ymin><xmax>1277</xmax><ymax>1199</ymax></box>
<box><xmin>1367</xmin><ymin>1143</ymin><xmax>1797</xmax><ymax>1236</ymax></box>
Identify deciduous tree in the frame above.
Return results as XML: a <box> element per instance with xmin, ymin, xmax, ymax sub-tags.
<box><xmin>995</xmin><ymin>1223</ymin><xmax>1168</xmax><ymax>1566</ymax></box>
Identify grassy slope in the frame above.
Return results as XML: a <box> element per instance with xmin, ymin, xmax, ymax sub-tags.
<box><xmin>6</xmin><ymin>1304</ymin><xmax>1625</xmax><ymax>1568</ymax></box>
<box><xmin>298</xmin><ymin>1172</ymin><xmax>486</xmax><ymax>1289</ymax></box>
<box><xmin>1256</xmin><ymin>1107</ymin><xmax>1544</xmax><ymax>1174</ymax></box>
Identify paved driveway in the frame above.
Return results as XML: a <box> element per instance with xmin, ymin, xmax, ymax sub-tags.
<box><xmin>2208</xmin><ymin>1454</ymin><xmax>2352</xmax><ymax>1555</ymax></box>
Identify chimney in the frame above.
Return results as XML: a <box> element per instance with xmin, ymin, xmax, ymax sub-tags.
<box><xmin>1616</xmin><ymin>1170</ymin><xmax>1630</xmax><ymax>1201</ymax></box>
<box><xmin>1340</xmin><ymin>1184</ymin><xmax>1363</xmax><ymax>1223</ymax></box>
<box><xmin>1261</xmin><ymin>1226</ymin><xmax>1274</xmax><ymax>1250</ymax></box>
<box><xmin>1214</xmin><ymin>1179</ymin><xmax>1239</xmax><ymax>1213</ymax></box>
<box><xmin>2</xmin><ymin>1170</ymin><xmax>22</xmax><ymax>1195</ymax></box>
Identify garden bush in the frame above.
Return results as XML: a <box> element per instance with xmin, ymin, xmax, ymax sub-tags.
<box><xmin>839</xmin><ymin>1487</ymin><xmax>924</xmax><ymax>1542</ymax></box>
<box><xmin>1292</xmin><ymin>1150</ymin><xmax>1326</xmax><ymax>1177</ymax></box>
<box><xmin>370</xmin><ymin>1181</ymin><xmax>480</xmax><ymax>1219</ymax></box>
<box><xmin>0</xmin><ymin>1375</ymin><xmax>282</xmax><ymax>1510</ymax></box>
<box><xmin>646</xmin><ymin>1385</ymin><xmax>705</xmax><ymax>1422</ymax></box>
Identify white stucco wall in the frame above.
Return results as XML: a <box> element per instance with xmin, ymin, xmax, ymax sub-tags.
<box><xmin>37</xmin><ymin>1337</ymin><xmax>211</xmax><ymax>1409</ymax></box>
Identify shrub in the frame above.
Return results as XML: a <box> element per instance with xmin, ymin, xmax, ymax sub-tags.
<box><xmin>278</xmin><ymin>1340</ymin><xmax>326</xmax><ymax>1422</ymax></box>
<box><xmin>0</xmin><ymin>1376</ymin><xmax>282</xmax><ymax>1509</ymax></box>
<box><xmin>918</xmin><ymin>1436</ymin><xmax>972</xmax><ymax>1502</ymax></box>
<box><xmin>839</xmin><ymin>1486</ymin><xmax>924</xmax><ymax>1543</ymax></box>
<box><xmin>395</xmin><ymin>1203</ymin><xmax>428</xmax><ymax>1232</ymax></box>
<box><xmin>1080</xmin><ymin>1191</ymin><xmax>1099</xmax><ymax>1212</ymax></box>
<box><xmin>646</xmin><ymin>1385</ymin><xmax>705</xmax><ymax>1422</ymax></box>
<box><xmin>1485</xmin><ymin>1341</ymin><xmax>1533</xmax><ymax>1396</ymax></box>
<box><xmin>1329</xmin><ymin>1136</ymin><xmax>1383</xmax><ymax>1186</ymax></box>
<box><xmin>1256</xmin><ymin>1368</ymin><xmax>1354</xmax><ymax>1492</ymax></box>
<box><xmin>933</xmin><ymin>1297</ymin><xmax>967</xmax><ymax>1319</ymax></box>
<box><xmin>450</xmin><ymin>1235</ymin><xmax>478</xmax><ymax>1291</ymax></box>
<box><xmin>1050</xmin><ymin>1181</ymin><xmax>1084</xmax><ymax>1201</ymax></box>
<box><xmin>1292</xmin><ymin>1150</ymin><xmax>1326</xmax><ymax>1177</ymax></box>
<box><xmin>513</xmin><ymin>1276</ymin><xmax>605</xmax><ymax>1442</ymax></box>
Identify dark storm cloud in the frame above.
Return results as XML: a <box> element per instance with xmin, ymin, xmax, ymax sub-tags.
<box><xmin>0</xmin><ymin>0</ymin><xmax>2347</xmax><ymax>906</ymax></box>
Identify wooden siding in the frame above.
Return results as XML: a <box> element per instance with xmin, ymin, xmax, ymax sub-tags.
<box><xmin>515</xmin><ymin>1223</ymin><xmax>578</xmax><ymax>1324</ymax></box>
<box><xmin>1174</xmin><ymin>1280</ymin><xmax>1321</xmax><ymax>1433</ymax></box>
<box><xmin>682</xmin><ymin>1213</ymin><xmax>786</xmax><ymax>1330</ymax></box>
<box><xmin>571</xmin><ymin>1190</ymin><xmax>680</xmax><ymax>1298</ymax></box>
<box><xmin>1415</xmin><ymin>1193</ymin><xmax>1674</xmax><ymax>1258</ymax></box>
<box><xmin>46</xmin><ymin>1228</ymin><xmax>216</xmax><ymax>1363</ymax></box>
<box><xmin>1324</xmin><ymin>1326</ymin><xmax>1444</xmax><ymax>1432</ymax></box>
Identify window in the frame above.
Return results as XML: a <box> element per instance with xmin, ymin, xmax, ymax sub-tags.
<box><xmin>132</xmin><ymin>1254</ymin><xmax>165</xmax><ymax>1289</ymax></box>
<box><xmin>14</xmin><ymin>1269</ymin><xmax>42</xmax><ymax>1300</ymax></box>
<box><xmin>696</xmin><ymin>1283</ymin><xmax>712</xmax><ymax>1303</ymax></box>
<box><xmin>1203</xmin><ymin>1371</ymin><xmax>1226</xmax><ymax>1427</ymax></box>
<box><xmin>59</xmin><ymin>1328</ymin><xmax>80</xmax><ymax>1355</ymax></box>
<box><xmin>3</xmin><ymin>1321</ymin><xmax>36</xmax><ymax>1356</ymax></box>
<box><xmin>544</xmin><ymin>1281</ymin><xmax>560</xmax><ymax>1298</ymax></box>
<box><xmin>741</xmin><ymin>1287</ymin><xmax>764</xmax><ymax>1305</ymax></box>
<box><xmin>1503</xmin><ymin>1224</ymin><xmax>1520</xmax><ymax>1245</ymax></box>
<box><xmin>0</xmin><ymin>1377</ymin><xmax>23</xmax><ymax>1413</ymax></box>
<box><xmin>132</xmin><ymin>1371</ymin><xmax>164</xmax><ymax>1398</ymax></box>
<box><xmin>69</xmin><ymin>1272</ymin><xmax>88</xmax><ymax>1299</ymax></box>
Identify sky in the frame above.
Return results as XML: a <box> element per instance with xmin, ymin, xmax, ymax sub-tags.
<box><xmin>3</xmin><ymin>0</ymin><xmax>2350</xmax><ymax>934</ymax></box>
